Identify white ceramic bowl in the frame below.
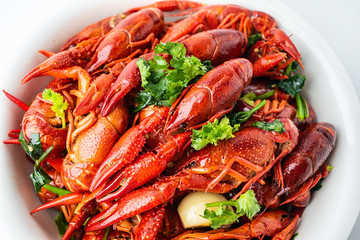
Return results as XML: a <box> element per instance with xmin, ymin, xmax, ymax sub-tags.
<box><xmin>1</xmin><ymin>0</ymin><xmax>360</xmax><ymax>239</ymax></box>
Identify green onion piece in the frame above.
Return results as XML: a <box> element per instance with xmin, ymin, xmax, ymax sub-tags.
<box><xmin>256</xmin><ymin>89</ymin><xmax>275</xmax><ymax>100</ymax></box>
<box><xmin>295</xmin><ymin>93</ymin><xmax>309</xmax><ymax>121</ymax></box>
<box><xmin>247</xmin><ymin>33</ymin><xmax>262</xmax><ymax>48</ymax></box>
<box><xmin>295</xmin><ymin>93</ymin><xmax>304</xmax><ymax>121</ymax></box>
<box><xmin>103</xmin><ymin>227</ymin><xmax>111</xmax><ymax>240</ymax></box>
<box><xmin>43</xmin><ymin>184</ymin><xmax>71</xmax><ymax>196</ymax></box>
<box><xmin>301</xmin><ymin>94</ymin><xmax>309</xmax><ymax>118</ymax></box>
<box><xmin>35</xmin><ymin>145</ymin><xmax>54</xmax><ymax>168</ymax></box>
<box><xmin>291</xmin><ymin>233</ymin><xmax>299</xmax><ymax>240</ymax></box>
<box><xmin>230</xmin><ymin>100</ymin><xmax>266</xmax><ymax>125</ymax></box>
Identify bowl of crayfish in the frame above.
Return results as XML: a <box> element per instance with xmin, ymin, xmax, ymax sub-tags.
<box><xmin>1</xmin><ymin>0</ymin><xmax>360</xmax><ymax>239</ymax></box>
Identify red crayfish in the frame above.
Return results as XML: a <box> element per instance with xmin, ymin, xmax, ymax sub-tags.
<box><xmin>3</xmin><ymin>1</ymin><xmax>337</xmax><ymax>240</ymax></box>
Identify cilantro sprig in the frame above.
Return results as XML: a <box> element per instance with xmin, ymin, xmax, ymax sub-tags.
<box><xmin>191</xmin><ymin>100</ymin><xmax>268</xmax><ymax>150</ymax></box>
<box><xmin>135</xmin><ymin>42</ymin><xmax>212</xmax><ymax>112</ymax></box>
<box><xmin>252</xmin><ymin>119</ymin><xmax>285</xmax><ymax>133</ymax></box>
<box><xmin>201</xmin><ymin>190</ymin><xmax>261</xmax><ymax>229</ymax></box>
<box><xmin>191</xmin><ymin>117</ymin><xmax>239</xmax><ymax>151</ymax></box>
<box><xmin>42</xmin><ymin>89</ymin><xmax>68</xmax><ymax>128</ymax></box>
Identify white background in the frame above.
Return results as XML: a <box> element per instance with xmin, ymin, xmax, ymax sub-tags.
<box><xmin>278</xmin><ymin>0</ymin><xmax>360</xmax><ymax>238</ymax></box>
<box><xmin>0</xmin><ymin>0</ymin><xmax>359</xmax><ymax>239</ymax></box>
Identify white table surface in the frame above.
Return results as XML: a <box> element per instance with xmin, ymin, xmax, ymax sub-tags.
<box><xmin>278</xmin><ymin>0</ymin><xmax>360</xmax><ymax>239</ymax></box>
<box><xmin>1</xmin><ymin>0</ymin><xmax>359</xmax><ymax>239</ymax></box>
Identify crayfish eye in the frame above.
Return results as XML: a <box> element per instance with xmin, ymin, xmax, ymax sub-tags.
<box><xmin>186</xmin><ymin>161</ymin><xmax>198</xmax><ymax>169</ymax></box>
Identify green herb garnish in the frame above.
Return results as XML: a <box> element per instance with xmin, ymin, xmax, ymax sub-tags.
<box><xmin>42</xmin><ymin>89</ymin><xmax>68</xmax><ymax>128</ymax></box>
<box><xmin>270</xmin><ymin>67</ymin><xmax>309</xmax><ymax>122</ymax></box>
<box><xmin>30</xmin><ymin>168</ymin><xmax>53</xmax><ymax>193</ymax></box>
<box><xmin>241</xmin><ymin>92</ymin><xmax>257</xmax><ymax>106</ymax></box>
<box><xmin>191</xmin><ymin>117</ymin><xmax>240</xmax><ymax>151</ymax></box>
<box><xmin>43</xmin><ymin>184</ymin><xmax>71</xmax><ymax>196</ymax></box>
<box><xmin>285</xmin><ymin>60</ymin><xmax>299</xmax><ymax>76</ymax></box>
<box><xmin>291</xmin><ymin>233</ymin><xmax>299</xmax><ymax>240</ymax></box>
<box><xmin>252</xmin><ymin>119</ymin><xmax>285</xmax><ymax>133</ymax></box>
<box><xmin>201</xmin><ymin>190</ymin><xmax>261</xmax><ymax>229</ymax></box>
<box><xmin>276</xmin><ymin>74</ymin><xmax>306</xmax><ymax>98</ymax></box>
<box><xmin>19</xmin><ymin>131</ymin><xmax>70</xmax><ymax>194</ymax></box>
<box><xmin>18</xmin><ymin>131</ymin><xmax>44</xmax><ymax>160</ymax></box>
<box><xmin>247</xmin><ymin>33</ymin><xmax>262</xmax><ymax>48</ymax></box>
<box><xmin>295</xmin><ymin>93</ymin><xmax>309</xmax><ymax>121</ymax></box>
<box><xmin>55</xmin><ymin>212</ymin><xmax>69</xmax><ymax>237</ymax></box>
<box><xmin>241</xmin><ymin>90</ymin><xmax>275</xmax><ymax>106</ymax></box>
<box><xmin>227</xmin><ymin>100</ymin><xmax>266</xmax><ymax>126</ymax></box>
<box><xmin>103</xmin><ymin>227</ymin><xmax>111</xmax><ymax>240</ymax></box>
<box><xmin>134</xmin><ymin>42</ymin><xmax>212</xmax><ymax>112</ymax></box>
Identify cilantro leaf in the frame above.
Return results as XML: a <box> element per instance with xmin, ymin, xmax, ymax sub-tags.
<box><xmin>137</xmin><ymin>57</ymin><xmax>151</xmax><ymax>86</ymax></box>
<box><xmin>202</xmin><ymin>206</ymin><xmax>241</xmax><ymax>229</ymax></box>
<box><xmin>181</xmin><ymin>55</ymin><xmax>208</xmax><ymax>80</ymax></box>
<box><xmin>154</xmin><ymin>42</ymin><xmax>186</xmax><ymax>59</ymax></box>
<box><xmin>135</xmin><ymin>42</ymin><xmax>212</xmax><ymax>112</ymax></box>
<box><xmin>42</xmin><ymin>89</ymin><xmax>68</xmax><ymax>128</ymax></box>
<box><xmin>233</xmin><ymin>190</ymin><xmax>261</xmax><ymax>219</ymax></box>
<box><xmin>191</xmin><ymin>117</ymin><xmax>240</xmax><ymax>150</ymax></box>
<box><xmin>134</xmin><ymin>91</ymin><xmax>161</xmax><ymax>113</ymax></box>
<box><xmin>252</xmin><ymin>119</ymin><xmax>285</xmax><ymax>133</ymax></box>
<box><xmin>202</xmin><ymin>190</ymin><xmax>261</xmax><ymax>229</ymax></box>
